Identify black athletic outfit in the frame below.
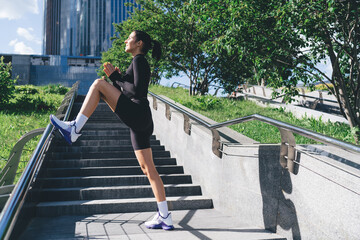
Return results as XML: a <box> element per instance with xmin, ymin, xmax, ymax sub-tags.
<box><xmin>109</xmin><ymin>54</ymin><xmax>153</xmax><ymax>150</ymax></box>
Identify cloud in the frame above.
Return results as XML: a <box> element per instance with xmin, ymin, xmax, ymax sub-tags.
<box><xmin>9</xmin><ymin>39</ymin><xmax>35</xmax><ymax>54</ymax></box>
<box><xmin>17</xmin><ymin>27</ymin><xmax>41</xmax><ymax>44</ymax></box>
<box><xmin>0</xmin><ymin>0</ymin><xmax>39</xmax><ymax>20</ymax></box>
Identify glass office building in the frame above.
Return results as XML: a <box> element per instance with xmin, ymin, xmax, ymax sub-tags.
<box><xmin>43</xmin><ymin>0</ymin><xmax>139</xmax><ymax>56</ymax></box>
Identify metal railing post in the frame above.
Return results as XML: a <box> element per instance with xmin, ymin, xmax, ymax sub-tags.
<box><xmin>152</xmin><ymin>96</ymin><xmax>158</xmax><ymax>110</ymax></box>
<box><xmin>301</xmin><ymin>88</ymin><xmax>306</xmax><ymax>100</ymax></box>
<box><xmin>319</xmin><ymin>91</ymin><xmax>323</xmax><ymax>104</ymax></box>
<box><xmin>183</xmin><ymin>114</ymin><xmax>191</xmax><ymax>135</ymax></box>
<box><xmin>165</xmin><ymin>103</ymin><xmax>171</xmax><ymax>120</ymax></box>
<box><xmin>211</xmin><ymin>129</ymin><xmax>222</xmax><ymax>158</ymax></box>
<box><xmin>278</xmin><ymin>128</ymin><xmax>296</xmax><ymax>173</ymax></box>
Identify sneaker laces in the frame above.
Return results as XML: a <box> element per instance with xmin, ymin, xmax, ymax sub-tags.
<box><xmin>70</xmin><ymin>121</ymin><xmax>81</xmax><ymax>134</ymax></box>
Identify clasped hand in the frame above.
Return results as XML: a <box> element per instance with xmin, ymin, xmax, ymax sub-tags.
<box><xmin>103</xmin><ymin>62</ymin><xmax>121</xmax><ymax>78</ymax></box>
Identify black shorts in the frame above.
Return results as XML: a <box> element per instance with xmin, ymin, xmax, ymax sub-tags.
<box><xmin>114</xmin><ymin>94</ymin><xmax>153</xmax><ymax>150</ymax></box>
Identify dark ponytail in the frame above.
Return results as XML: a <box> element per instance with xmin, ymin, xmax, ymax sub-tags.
<box><xmin>151</xmin><ymin>40</ymin><xmax>161</xmax><ymax>61</ymax></box>
<box><xmin>134</xmin><ymin>30</ymin><xmax>162</xmax><ymax>61</ymax></box>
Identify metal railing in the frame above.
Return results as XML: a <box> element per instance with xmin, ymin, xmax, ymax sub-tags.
<box><xmin>149</xmin><ymin>91</ymin><xmax>360</xmax><ymax>174</ymax></box>
<box><xmin>0</xmin><ymin>128</ymin><xmax>45</xmax><ymax>211</ymax></box>
<box><xmin>170</xmin><ymin>82</ymin><xmax>225</xmax><ymax>96</ymax></box>
<box><xmin>0</xmin><ymin>82</ymin><xmax>79</xmax><ymax>240</ymax></box>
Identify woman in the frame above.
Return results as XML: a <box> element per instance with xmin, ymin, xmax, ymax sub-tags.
<box><xmin>50</xmin><ymin>30</ymin><xmax>174</xmax><ymax>230</ymax></box>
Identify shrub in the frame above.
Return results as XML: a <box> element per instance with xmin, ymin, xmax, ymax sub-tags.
<box><xmin>315</xmin><ymin>83</ymin><xmax>334</xmax><ymax>92</ymax></box>
<box><xmin>15</xmin><ymin>85</ymin><xmax>39</xmax><ymax>94</ymax></box>
<box><xmin>42</xmin><ymin>84</ymin><xmax>69</xmax><ymax>95</ymax></box>
<box><xmin>0</xmin><ymin>56</ymin><xmax>17</xmax><ymax>105</ymax></box>
<box><xmin>195</xmin><ymin>96</ymin><xmax>221</xmax><ymax>110</ymax></box>
<box><xmin>14</xmin><ymin>93</ymin><xmax>60</xmax><ymax>112</ymax></box>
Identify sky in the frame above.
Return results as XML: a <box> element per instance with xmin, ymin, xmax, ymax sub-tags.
<box><xmin>0</xmin><ymin>0</ymin><xmax>43</xmax><ymax>55</ymax></box>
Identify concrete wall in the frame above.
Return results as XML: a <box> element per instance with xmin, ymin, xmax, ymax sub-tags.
<box><xmin>29</xmin><ymin>65</ymin><xmax>98</xmax><ymax>95</ymax></box>
<box><xmin>2</xmin><ymin>54</ymin><xmax>100</xmax><ymax>95</ymax></box>
<box><xmin>149</xmin><ymin>96</ymin><xmax>360</xmax><ymax>240</ymax></box>
<box><xmin>11</xmin><ymin>55</ymin><xmax>31</xmax><ymax>85</ymax></box>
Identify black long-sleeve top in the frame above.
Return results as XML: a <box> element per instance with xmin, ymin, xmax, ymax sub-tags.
<box><xmin>109</xmin><ymin>54</ymin><xmax>150</xmax><ymax>104</ymax></box>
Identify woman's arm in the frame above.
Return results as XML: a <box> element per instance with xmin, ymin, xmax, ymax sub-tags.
<box><xmin>121</xmin><ymin>56</ymin><xmax>148</xmax><ymax>97</ymax></box>
<box><xmin>103</xmin><ymin>62</ymin><xmax>123</xmax><ymax>91</ymax></box>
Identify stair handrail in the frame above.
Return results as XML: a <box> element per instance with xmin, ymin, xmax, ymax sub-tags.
<box><xmin>0</xmin><ymin>81</ymin><xmax>79</xmax><ymax>240</ymax></box>
<box><xmin>149</xmin><ymin>91</ymin><xmax>360</xmax><ymax>173</ymax></box>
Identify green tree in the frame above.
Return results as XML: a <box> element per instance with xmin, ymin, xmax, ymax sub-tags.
<box><xmin>193</xmin><ymin>0</ymin><xmax>294</xmax><ymax>94</ymax></box>
<box><xmin>271</xmin><ymin>0</ymin><xmax>360</xmax><ymax>142</ymax></box>
<box><xmin>103</xmin><ymin>0</ymin><xmax>249</xmax><ymax>96</ymax></box>
<box><xmin>0</xmin><ymin>56</ymin><xmax>17</xmax><ymax>105</ymax></box>
<box><xmin>210</xmin><ymin>0</ymin><xmax>359</xmax><ymax>142</ymax></box>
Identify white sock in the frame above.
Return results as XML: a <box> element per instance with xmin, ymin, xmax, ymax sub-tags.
<box><xmin>74</xmin><ymin>113</ymin><xmax>88</xmax><ymax>132</ymax></box>
<box><xmin>157</xmin><ymin>201</ymin><xmax>169</xmax><ymax>218</ymax></box>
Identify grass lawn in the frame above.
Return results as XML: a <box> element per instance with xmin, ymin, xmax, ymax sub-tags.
<box><xmin>149</xmin><ymin>85</ymin><xmax>356</xmax><ymax>145</ymax></box>
<box><xmin>0</xmin><ymin>85</ymin><xmax>67</xmax><ymax>183</ymax></box>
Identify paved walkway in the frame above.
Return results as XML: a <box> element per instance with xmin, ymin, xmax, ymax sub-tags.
<box><xmin>241</xmin><ymin>93</ymin><xmax>348</xmax><ymax>124</ymax></box>
<box><xmin>19</xmin><ymin>209</ymin><xmax>285</xmax><ymax>240</ymax></box>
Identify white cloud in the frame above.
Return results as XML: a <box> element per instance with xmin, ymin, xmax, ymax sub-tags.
<box><xmin>0</xmin><ymin>0</ymin><xmax>39</xmax><ymax>20</ymax></box>
<box><xmin>17</xmin><ymin>27</ymin><xmax>41</xmax><ymax>44</ymax></box>
<box><xmin>9</xmin><ymin>39</ymin><xmax>35</xmax><ymax>54</ymax></box>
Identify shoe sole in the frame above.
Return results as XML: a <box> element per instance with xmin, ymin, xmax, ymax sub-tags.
<box><xmin>145</xmin><ymin>224</ymin><xmax>174</xmax><ymax>231</ymax></box>
<box><xmin>50</xmin><ymin>115</ymin><xmax>72</xmax><ymax>145</ymax></box>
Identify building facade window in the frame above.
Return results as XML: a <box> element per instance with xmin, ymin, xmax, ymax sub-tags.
<box><xmin>43</xmin><ymin>0</ymin><xmax>139</xmax><ymax>57</ymax></box>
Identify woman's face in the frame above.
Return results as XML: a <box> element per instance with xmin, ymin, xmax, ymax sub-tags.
<box><xmin>124</xmin><ymin>32</ymin><xmax>140</xmax><ymax>53</ymax></box>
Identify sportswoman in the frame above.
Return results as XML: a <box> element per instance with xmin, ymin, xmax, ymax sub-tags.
<box><xmin>50</xmin><ymin>30</ymin><xmax>174</xmax><ymax>230</ymax></box>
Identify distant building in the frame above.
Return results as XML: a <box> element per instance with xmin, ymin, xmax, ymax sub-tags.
<box><xmin>43</xmin><ymin>0</ymin><xmax>140</xmax><ymax>56</ymax></box>
<box><xmin>1</xmin><ymin>54</ymin><xmax>101</xmax><ymax>95</ymax></box>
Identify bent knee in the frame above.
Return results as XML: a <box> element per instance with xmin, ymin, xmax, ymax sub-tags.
<box><xmin>91</xmin><ymin>78</ymin><xmax>106</xmax><ymax>89</ymax></box>
<box><xmin>140</xmin><ymin>164</ymin><xmax>148</xmax><ymax>176</ymax></box>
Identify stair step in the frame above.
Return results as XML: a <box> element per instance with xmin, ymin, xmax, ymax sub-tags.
<box><xmin>51</xmin><ymin>139</ymin><xmax>160</xmax><ymax>147</ymax></box>
<box><xmin>36</xmin><ymin>196</ymin><xmax>214</xmax><ymax>216</ymax></box>
<box><xmin>38</xmin><ymin>174</ymin><xmax>193</xmax><ymax>188</ymax></box>
<box><xmin>39</xmin><ymin>184</ymin><xmax>202</xmax><ymax>201</ymax></box>
<box><xmin>49</xmin><ymin>145</ymin><xmax>165</xmax><ymax>153</ymax></box>
<box><xmin>44</xmin><ymin>165</ymin><xmax>184</xmax><ymax>177</ymax></box>
<box><xmin>57</xmin><ymin>137</ymin><xmax>156</xmax><ymax>143</ymax></box>
<box><xmin>45</xmin><ymin>157</ymin><xmax>175</xmax><ymax>167</ymax></box>
<box><xmin>47</xmin><ymin>150</ymin><xmax>170</xmax><ymax>159</ymax></box>
<box><xmin>72</xmin><ymin>135</ymin><xmax>155</xmax><ymax>141</ymax></box>
<box><xmin>81</xmin><ymin>128</ymin><xmax>130</xmax><ymax>134</ymax></box>
<box><xmin>72</xmin><ymin>102</ymin><xmax>111</xmax><ymax>112</ymax></box>
<box><xmin>81</xmin><ymin>123</ymin><xmax>128</xmax><ymax>130</ymax></box>
<box><xmin>87</xmin><ymin>111</ymin><xmax>118</xmax><ymax>116</ymax></box>
<box><xmin>45</xmin><ymin>157</ymin><xmax>176</xmax><ymax>168</ymax></box>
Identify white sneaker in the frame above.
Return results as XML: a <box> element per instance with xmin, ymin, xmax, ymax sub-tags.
<box><xmin>50</xmin><ymin>114</ymin><xmax>81</xmax><ymax>144</ymax></box>
<box><xmin>145</xmin><ymin>211</ymin><xmax>174</xmax><ymax>230</ymax></box>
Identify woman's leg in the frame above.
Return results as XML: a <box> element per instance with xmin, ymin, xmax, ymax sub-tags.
<box><xmin>136</xmin><ymin>148</ymin><xmax>174</xmax><ymax>230</ymax></box>
<box><xmin>50</xmin><ymin>78</ymin><xmax>121</xmax><ymax>144</ymax></box>
<box><xmin>80</xmin><ymin>78</ymin><xmax>121</xmax><ymax>118</ymax></box>
<box><xmin>135</xmin><ymin>148</ymin><xmax>166</xmax><ymax>202</ymax></box>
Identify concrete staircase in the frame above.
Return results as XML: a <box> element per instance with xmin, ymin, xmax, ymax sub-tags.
<box><xmin>34</xmin><ymin>97</ymin><xmax>213</xmax><ymax>216</ymax></box>
<box><xmin>18</xmin><ymin>96</ymin><xmax>286</xmax><ymax>240</ymax></box>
